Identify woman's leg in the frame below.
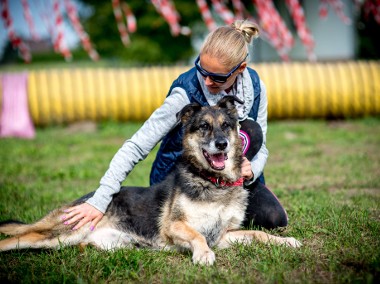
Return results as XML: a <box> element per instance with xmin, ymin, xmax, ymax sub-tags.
<box><xmin>243</xmin><ymin>180</ymin><xmax>288</xmax><ymax>230</ymax></box>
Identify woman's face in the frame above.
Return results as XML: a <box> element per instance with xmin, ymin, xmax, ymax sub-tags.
<box><xmin>199</xmin><ymin>53</ymin><xmax>246</xmax><ymax>94</ymax></box>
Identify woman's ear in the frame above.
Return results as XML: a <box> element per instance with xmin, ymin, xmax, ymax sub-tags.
<box><xmin>238</xmin><ymin>62</ymin><xmax>247</xmax><ymax>74</ymax></box>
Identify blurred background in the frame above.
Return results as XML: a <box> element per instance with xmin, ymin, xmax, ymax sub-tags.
<box><xmin>1</xmin><ymin>0</ymin><xmax>379</xmax><ymax>64</ymax></box>
<box><xmin>0</xmin><ymin>0</ymin><xmax>379</xmax><ymax>137</ymax></box>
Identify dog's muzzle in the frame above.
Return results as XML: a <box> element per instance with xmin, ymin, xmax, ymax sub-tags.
<box><xmin>202</xmin><ymin>149</ymin><xmax>228</xmax><ymax>170</ymax></box>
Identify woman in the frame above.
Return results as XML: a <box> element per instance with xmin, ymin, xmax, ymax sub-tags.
<box><xmin>62</xmin><ymin>20</ymin><xmax>288</xmax><ymax>231</ymax></box>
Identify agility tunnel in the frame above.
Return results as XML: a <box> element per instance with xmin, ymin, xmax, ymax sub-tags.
<box><xmin>0</xmin><ymin>61</ymin><xmax>379</xmax><ymax>128</ymax></box>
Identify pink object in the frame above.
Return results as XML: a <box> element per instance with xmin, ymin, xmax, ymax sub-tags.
<box><xmin>0</xmin><ymin>73</ymin><xmax>35</xmax><ymax>139</ymax></box>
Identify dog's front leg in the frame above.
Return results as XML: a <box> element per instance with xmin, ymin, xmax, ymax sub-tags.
<box><xmin>166</xmin><ymin>221</ymin><xmax>215</xmax><ymax>265</ymax></box>
<box><xmin>217</xmin><ymin>230</ymin><xmax>302</xmax><ymax>249</ymax></box>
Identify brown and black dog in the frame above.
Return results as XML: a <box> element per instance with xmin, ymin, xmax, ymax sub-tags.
<box><xmin>0</xmin><ymin>96</ymin><xmax>301</xmax><ymax>265</ymax></box>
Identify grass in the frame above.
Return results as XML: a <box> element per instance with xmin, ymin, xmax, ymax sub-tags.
<box><xmin>0</xmin><ymin>118</ymin><xmax>379</xmax><ymax>283</ymax></box>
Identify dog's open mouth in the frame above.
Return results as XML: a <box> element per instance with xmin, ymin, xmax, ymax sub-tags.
<box><xmin>203</xmin><ymin>149</ymin><xmax>228</xmax><ymax>170</ymax></box>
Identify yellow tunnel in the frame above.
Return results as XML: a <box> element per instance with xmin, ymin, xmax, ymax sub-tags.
<box><xmin>1</xmin><ymin>61</ymin><xmax>379</xmax><ymax>126</ymax></box>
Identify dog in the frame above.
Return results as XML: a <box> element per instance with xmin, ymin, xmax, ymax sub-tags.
<box><xmin>0</xmin><ymin>96</ymin><xmax>301</xmax><ymax>265</ymax></box>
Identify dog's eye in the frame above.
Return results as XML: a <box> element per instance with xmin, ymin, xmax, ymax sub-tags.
<box><xmin>199</xmin><ymin>122</ymin><xmax>210</xmax><ymax>131</ymax></box>
<box><xmin>221</xmin><ymin>122</ymin><xmax>231</xmax><ymax>131</ymax></box>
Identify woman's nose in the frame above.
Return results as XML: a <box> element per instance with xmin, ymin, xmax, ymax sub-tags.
<box><xmin>204</xmin><ymin>76</ymin><xmax>215</xmax><ymax>85</ymax></box>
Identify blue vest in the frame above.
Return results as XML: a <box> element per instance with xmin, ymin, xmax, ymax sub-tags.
<box><xmin>149</xmin><ymin>67</ymin><xmax>263</xmax><ymax>185</ymax></box>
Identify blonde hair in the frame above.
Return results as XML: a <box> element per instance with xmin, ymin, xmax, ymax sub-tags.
<box><xmin>200</xmin><ymin>20</ymin><xmax>260</xmax><ymax>68</ymax></box>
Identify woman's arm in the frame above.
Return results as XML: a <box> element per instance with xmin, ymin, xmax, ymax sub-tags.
<box><xmin>62</xmin><ymin>88</ymin><xmax>190</xmax><ymax>230</ymax></box>
<box><xmin>86</xmin><ymin>89</ymin><xmax>190</xmax><ymax>212</ymax></box>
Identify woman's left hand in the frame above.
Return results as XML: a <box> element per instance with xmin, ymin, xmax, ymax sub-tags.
<box><xmin>62</xmin><ymin>203</ymin><xmax>104</xmax><ymax>231</ymax></box>
<box><xmin>241</xmin><ymin>156</ymin><xmax>254</xmax><ymax>180</ymax></box>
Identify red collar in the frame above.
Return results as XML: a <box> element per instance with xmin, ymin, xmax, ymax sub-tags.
<box><xmin>201</xmin><ymin>173</ymin><xmax>244</xmax><ymax>187</ymax></box>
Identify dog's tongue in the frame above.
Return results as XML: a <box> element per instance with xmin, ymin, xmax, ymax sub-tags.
<box><xmin>210</xmin><ymin>153</ymin><xmax>225</xmax><ymax>169</ymax></box>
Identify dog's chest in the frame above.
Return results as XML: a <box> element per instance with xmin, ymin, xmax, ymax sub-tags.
<box><xmin>176</xmin><ymin>190</ymin><xmax>247</xmax><ymax>245</ymax></box>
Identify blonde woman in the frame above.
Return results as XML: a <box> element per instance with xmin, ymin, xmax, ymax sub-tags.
<box><xmin>62</xmin><ymin>20</ymin><xmax>288</xmax><ymax>231</ymax></box>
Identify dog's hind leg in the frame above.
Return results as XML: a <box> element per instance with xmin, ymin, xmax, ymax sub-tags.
<box><xmin>0</xmin><ymin>208</ymin><xmax>66</xmax><ymax>236</ymax></box>
<box><xmin>0</xmin><ymin>213</ymin><xmax>132</xmax><ymax>252</ymax></box>
<box><xmin>217</xmin><ymin>230</ymin><xmax>302</xmax><ymax>249</ymax></box>
<box><xmin>0</xmin><ymin>208</ymin><xmax>83</xmax><ymax>251</ymax></box>
<box><xmin>0</xmin><ymin>232</ymin><xmax>60</xmax><ymax>251</ymax></box>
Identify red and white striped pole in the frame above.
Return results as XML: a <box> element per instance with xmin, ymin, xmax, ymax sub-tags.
<box><xmin>319</xmin><ymin>0</ymin><xmax>329</xmax><ymax>18</ymax></box>
<box><xmin>53</xmin><ymin>0</ymin><xmax>72</xmax><ymax>61</ymax></box>
<box><xmin>38</xmin><ymin>0</ymin><xmax>55</xmax><ymax>43</ymax></box>
<box><xmin>211</xmin><ymin>0</ymin><xmax>235</xmax><ymax>25</ymax></box>
<box><xmin>319</xmin><ymin>0</ymin><xmax>352</xmax><ymax>24</ymax></box>
<box><xmin>268</xmin><ymin>0</ymin><xmax>294</xmax><ymax>59</ymax></box>
<box><xmin>112</xmin><ymin>0</ymin><xmax>130</xmax><ymax>46</ymax></box>
<box><xmin>64</xmin><ymin>0</ymin><xmax>99</xmax><ymax>61</ymax></box>
<box><xmin>1</xmin><ymin>0</ymin><xmax>31</xmax><ymax>63</ymax></box>
<box><xmin>121</xmin><ymin>2</ymin><xmax>136</xmax><ymax>33</ymax></box>
<box><xmin>196</xmin><ymin>0</ymin><xmax>217</xmax><ymax>31</ymax></box>
<box><xmin>231</xmin><ymin>0</ymin><xmax>272</xmax><ymax>44</ymax></box>
<box><xmin>168</xmin><ymin>0</ymin><xmax>191</xmax><ymax>35</ymax></box>
<box><xmin>364</xmin><ymin>0</ymin><xmax>380</xmax><ymax>24</ymax></box>
<box><xmin>285</xmin><ymin>0</ymin><xmax>316</xmax><ymax>61</ymax></box>
<box><xmin>151</xmin><ymin>0</ymin><xmax>181</xmax><ymax>36</ymax></box>
<box><xmin>254</xmin><ymin>0</ymin><xmax>294</xmax><ymax>61</ymax></box>
<box><xmin>21</xmin><ymin>0</ymin><xmax>40</xmax><ymax>41</ymax></box>
<box><xmin>232</xmin><ymin>0</ymin><xmax>244</xmax><ymax>20</ymax></box>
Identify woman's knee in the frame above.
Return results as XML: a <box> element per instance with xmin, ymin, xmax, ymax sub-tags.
<box><xmin>265</xmin><ymin>207</ymin><xmax>288</xmax><ymax>229</ymax></box>
<box><xmin>243</xmin><ymin>182</ymin><xmax>288</xmax><ymax>230</ymax></box>
<box><xmin>243</xmin><ymin>206</ymin><xmax>288</xmax><ymax>230</ymax></box>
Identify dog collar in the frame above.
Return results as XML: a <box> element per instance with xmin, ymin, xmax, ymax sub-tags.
<box><xmin>202</xmin><ymin>174</ymin><xmax>244</xmax><ymax>188</ymax></box>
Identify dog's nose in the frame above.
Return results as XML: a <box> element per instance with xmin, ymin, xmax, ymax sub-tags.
<box><xmin>215</xmin><ymin>139</ymin><xmax>228</xmax><ymax>150</ymax></box>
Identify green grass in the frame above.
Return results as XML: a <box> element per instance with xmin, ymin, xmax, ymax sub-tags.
<box><xmin>0</xmin><ymin>118</ymin><xmax>379</xmax><ymax>283</ymax></box>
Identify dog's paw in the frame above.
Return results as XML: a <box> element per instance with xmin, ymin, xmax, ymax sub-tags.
<box><xmin>282</xmin><ymin>237</ymin><xmax>302</xmax><ymax>248</ymax></box>
<box><xmin>192</xmin><ymin>249</ymin><xmax>216</xmax><ymax>266</ymax></box>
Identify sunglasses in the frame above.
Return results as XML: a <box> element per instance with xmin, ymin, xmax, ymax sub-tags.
<box><xmin>194</xmin><ymin>54</ymin><xmax>248</xmax><ymax>83</ymax></box>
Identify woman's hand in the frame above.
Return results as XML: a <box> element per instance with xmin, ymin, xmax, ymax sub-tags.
<box><xmin>62</xmin><ymin>203</ymin><xmax>104</xmax><ymax>231</ymax></box>
<box><xmin>241</xmin><ymin>156</ymin><xmax>254</xmax><ymax>180</ymax></box>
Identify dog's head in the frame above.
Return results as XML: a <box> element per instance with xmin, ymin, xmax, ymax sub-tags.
<box><xmin>178</xmin><ymin>96</ymin><xmax>243</xmax><ymax>180</ymax></box>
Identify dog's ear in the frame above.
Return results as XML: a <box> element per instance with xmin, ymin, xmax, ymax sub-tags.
<box><xmin>217</xmin><ymin>96</ymin><xmax>241</xmax><ymax>118</ymax></box>
<box><xmin>217</xmin><ymin>95</ymin><xmax>244</xmax><ymax>108</ymax></box>
<box><xmin>177</xmin><ymin>103</ymin><xmax>202</xmax><ymax>125</ymax></box>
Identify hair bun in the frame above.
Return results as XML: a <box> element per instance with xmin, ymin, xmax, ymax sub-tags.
<box><xmin>232</xmin><ymin>20</ymin><xmax>260</xmax><ymax>44</ymax></box>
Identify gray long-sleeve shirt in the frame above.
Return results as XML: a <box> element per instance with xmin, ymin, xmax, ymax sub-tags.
<box><xmin>86</xmin><ymin>68</ymin><xmax>269</xmax><ymax>213</ymax></box>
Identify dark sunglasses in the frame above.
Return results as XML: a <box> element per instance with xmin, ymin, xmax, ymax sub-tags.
<box><xmin>194</xmin><ymin>54</ymin><xmax>248</xmax><ymax>83</ymax></box>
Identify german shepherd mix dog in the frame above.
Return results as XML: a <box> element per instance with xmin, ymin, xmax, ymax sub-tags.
<box><xmin>0</xmin><ymin>96</ymin><xmax>301</xmax><ymax>265</ymax></box>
